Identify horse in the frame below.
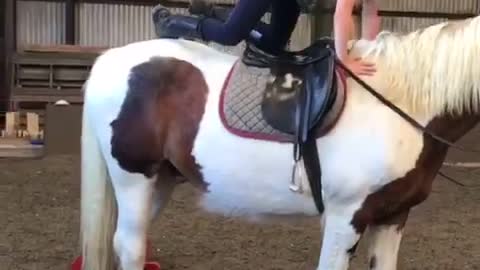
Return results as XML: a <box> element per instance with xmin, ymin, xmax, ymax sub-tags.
<box><xmin>78</xmin><ymin>14</ymin><xmax>480</xmax><ymax>270</ymax></box>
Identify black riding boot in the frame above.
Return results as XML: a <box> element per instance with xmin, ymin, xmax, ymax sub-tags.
<box><xmin>152</xmin><ymin>5</ymin><xmax>204</xmax><ymax>40</ymax></box>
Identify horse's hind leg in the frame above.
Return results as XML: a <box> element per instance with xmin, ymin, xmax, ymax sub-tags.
<box><xmin>365</xmin><ymin>210</ymin><xmax>410</xmax><ymax>270</ymax></box>
<box><xmin>150</xmin><ymin>163</ymin><xmax>180</xmax><ymax>222</ymax></box>
<box><xmin>109</xmin><ymin>166</ymin><xmax>156</xmax><ymax>270</ymax></box>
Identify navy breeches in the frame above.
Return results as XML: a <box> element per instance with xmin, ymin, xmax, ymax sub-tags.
<box><xmin>200</xmin><ymin>0</ymin><xmax>301</xmax><ymax>54</ymax></box>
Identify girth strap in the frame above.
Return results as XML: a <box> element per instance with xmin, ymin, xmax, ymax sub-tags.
<box><xmin>300</xmin><ymin>135</ymin><xmax>324</xmax><ymax>213</ymax></box>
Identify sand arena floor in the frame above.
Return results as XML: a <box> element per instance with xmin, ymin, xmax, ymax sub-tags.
<box><xmin>1</xmin><ymin>127</ymin><xmax>480</xmax><ymax>270</ymax></box>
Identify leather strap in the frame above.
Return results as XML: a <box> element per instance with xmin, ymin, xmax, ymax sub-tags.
<box><xmin>301</xmin><ymin>135</ymin><xmax>325</xmax><ymax>213</ymax></box>
<box><xmin>336</xmin><ymin>59</ymin><xmax>480</xmax><ymax>153</ymax></box>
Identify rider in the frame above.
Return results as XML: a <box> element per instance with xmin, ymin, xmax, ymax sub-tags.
<box><xmin>152</xmin><ymin>0</ymin><xmax>379</xmax><ymax>76</ymax></box>
<box><xmin>152</xmin><ymin>0</ymin><xmax>301</xmax><ymax>56</ymax></box>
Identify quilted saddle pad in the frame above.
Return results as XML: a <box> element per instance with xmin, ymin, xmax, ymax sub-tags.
<box><xmin>218</xmin><ymin>61</ymin><xmax>293</xmax><ymax>142</ymax></box>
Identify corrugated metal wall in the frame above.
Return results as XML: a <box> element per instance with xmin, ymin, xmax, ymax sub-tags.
<box><xmin>76</xmin><ymin>3</ymin><xmax>170</xmax><ymax>47</ymax></box>
<box><xmin>16</xmin><ymin>0</ymin><xmax>65</xmax><ymax>48</ymax></box>
<box><xmin>289</xmin><ymin>14</ymin><xmax>313</xmax><ymax>51</ymax></box>
<box><xmin>381</xmin><ymin>0</ymin><xmax>479</xmax><ymax>13</ymax></box>
<box><xmin>15</xmin><ymin>0</ymin><xmax>479</xmax><ymax>50</ymax></box>
<box><xmin>380</xmin><ymin>17</ymin><xmax>449</xmax><ymax>34</ymax></box>
<box><xmin>378</xmin><ymin>0</ymin><xmax>479</xmax><ymax>33</ymax></box>
<box><xmin>15</xmin><ymin>0</ymin><xmax>313</xmax><ymax>52</ymax></box>
<box><xmin>75</xmin><ymin>2</ymin><xmax>313</xmax><ymax>50</ymax></box>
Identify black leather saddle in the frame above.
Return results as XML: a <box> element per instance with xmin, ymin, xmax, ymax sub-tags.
<box><xmin>243</xmin><ymin>39</ymin><xmax>341</xmax><ymax>214</ymax></box>
<box><xmin>242</xmin><ymin>39</ymin><xmax>338</xmax><ymax>144</ymax></box>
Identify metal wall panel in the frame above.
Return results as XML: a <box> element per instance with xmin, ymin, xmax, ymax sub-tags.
<box><xmin>381</xmin><ymin>16</ymin><xmax>451</xmax><ymax>33</ymax></box>
<box><xmin>76</xmin><ymin>3</ymin><xmax>314</xmax><ymax>51</ymax></box>
<box><xmin>380</xmin><ymin>0</ymin><xmax>478</xmax><ymax>13</ymax></box>
<box><xmin>76</xmin><ymin>3</ymin><xmax>184</xmax><ymax>47</ymax></box>
<box><xmin>16</xmin><ymin>0</ymin><xmax>65</xmax><ymax>48</ymax></box>
<box><xmin>211</xmin><ymin>0</ymin><xmax>236</xmax><ymax>4</ymax></box>
<box><xmin>317</xmin><ymin>15</ymin><xmax>456</xmax><ymax>39</ymax></box>
<box><xmin>209</xmin><ymin>0</ymin><xmax>479</xmax><ymax>13</ymax></box>
<box><xmin>290</xmin><ymin>14</ymin><xmax>313</xmax><ymax>50</ymax></box>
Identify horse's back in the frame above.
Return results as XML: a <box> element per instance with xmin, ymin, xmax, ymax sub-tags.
<box><xmin>83</xmin><ymin>38</ymin><xmax>236</xmax><ymax>121</ymax></box>
<box><xmin>85</xmin><ymin>39</ymin><xmax>235</xmax><ymax>98</ymax></box>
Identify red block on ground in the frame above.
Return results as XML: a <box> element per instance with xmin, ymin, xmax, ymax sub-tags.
<box><xmin>71</xmin><ymin>256</ymin><xmax>161</xmax><ymax>270</ymax></box>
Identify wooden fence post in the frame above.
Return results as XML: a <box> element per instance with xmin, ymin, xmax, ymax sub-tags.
<box><xmin>5</xmin><ymin>111</ymin><xmax>19</xmax><ymax>137</ymax></box>
<box><xmin>26</xmin><ymin>112</ymin><xmax>40</xmax><ymax>139</ymax></box>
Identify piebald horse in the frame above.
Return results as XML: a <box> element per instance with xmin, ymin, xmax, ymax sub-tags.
<box><xmin>79</xmin><ymin>15</ymin><xmax>480</xmax><ymax>270</ymax></box>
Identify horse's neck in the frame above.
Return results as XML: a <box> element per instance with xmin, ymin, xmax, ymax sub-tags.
<box><xmin>428</xmin><ymin>112</ymin><xmax>480</xmax><ymax>144</ymax></box>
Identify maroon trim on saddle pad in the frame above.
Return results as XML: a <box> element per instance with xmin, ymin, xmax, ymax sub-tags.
<box><xmin>218</xmin><ymin>60</ymin><xmax>348</xmax><ymax>143</ymax></box>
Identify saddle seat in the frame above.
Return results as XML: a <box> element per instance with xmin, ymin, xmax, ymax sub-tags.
<box><xmin>243</xmin><ymin>38</ymin><xmax>344</xmax><ymax>144</ymax></box>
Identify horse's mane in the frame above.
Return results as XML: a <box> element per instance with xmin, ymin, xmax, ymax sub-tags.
<box><xmin>351</xmin><ymin>15</ymin><xmax>480</xmax><ymax>116</ymax></box>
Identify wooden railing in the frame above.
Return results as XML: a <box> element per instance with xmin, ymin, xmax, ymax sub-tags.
<box><xmin>9</xmin><ymin>45</ymin><xmax>104</xmax><ymax>109</ymax></box>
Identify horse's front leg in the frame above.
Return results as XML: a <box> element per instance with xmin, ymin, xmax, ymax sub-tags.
<box><xmin>316</xmin><ymin>208</ymin><xmax>365</xmax><ymax>270</ymax></box>
<box><xmin>365</xmin><ymin>210</ymin><xmax>410</xmax><ymax>270</ymax></box>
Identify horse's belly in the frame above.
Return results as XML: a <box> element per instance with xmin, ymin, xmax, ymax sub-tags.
<box><xmin>193</xmin><ymin>129</ymin><xmax>318</xmax><ymax>217</ymax></box>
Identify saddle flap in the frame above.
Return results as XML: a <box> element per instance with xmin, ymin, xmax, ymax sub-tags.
<box><xmin>305</xmin><ymin>49</ymin><xmax>336</xmax><ymax>124</ymax></box>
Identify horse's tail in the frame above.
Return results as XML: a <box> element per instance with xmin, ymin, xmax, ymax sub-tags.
<box><xmin>80</xmin><ymin>92</ymin><xmax>117</xmax><ymax>270</ymax></box>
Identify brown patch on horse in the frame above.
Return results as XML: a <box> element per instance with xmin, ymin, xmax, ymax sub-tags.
<box><xmin>351</xmin><ymin>113</ymin><xmax>480</xmax><ymax>233</ymax></box>
<box><xmin>110</xmin><ymin>56</ymin><xmax>209</xmax><ymax>190</ymax></box>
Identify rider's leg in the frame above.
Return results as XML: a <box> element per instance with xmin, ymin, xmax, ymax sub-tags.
<box><xmin>152</xmin><ymin>0</ymin><xmax>300</xmax><ymax>54</ymax></box>
<box><xmin>256</xmin><ymin>0</ymin><xmax>301</xmax><ymax>54</ymax></box>
<box><xmin>152</xmin><ymin>0</ymin><xmax>271</xmax><ymax>45</ymax></box>
<box><xmin>189</xmin><ymin>0</ymin><xmax>300</xmax><ymax>55</ymax></box>
<box><xmin>199</xmin><ymin>0</ymin><xmax>271</xmax><ymax>45</ymax></box>
<box><xmin>200</xmin><ymin>0</ymin><xmax>300</xmax><ymax>55</ymax></box>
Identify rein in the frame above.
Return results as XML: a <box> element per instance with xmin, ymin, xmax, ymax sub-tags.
<box><xmin>266</xmin><ymin>43</ymin><xmax>479</xmax><ymax>188</ymax></box>
<box><xmin>335</xmin><ymin>59</ymin><xmax>480</xmax><ymax>153</ymax></box>
<box><xmin>334</xmin><ymin>58</ymin><xmax>480</xmax><ymax>187</ymax></box>
<box><xmin>275</xmin><ymin>45</ymin><xmax>480</xmax><ymax>153</ymax></box>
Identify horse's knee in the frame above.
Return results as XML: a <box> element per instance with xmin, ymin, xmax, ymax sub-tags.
<box><xmin>415</xmin><ymin>183</ymin><xmax>433</xmax><ymax>204</ymax></box>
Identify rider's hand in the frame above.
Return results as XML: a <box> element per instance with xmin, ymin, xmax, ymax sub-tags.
<box><xmin>343</xmin><ymin>57</ymin><xmax>376</xmax><ymax>76</ymax></box>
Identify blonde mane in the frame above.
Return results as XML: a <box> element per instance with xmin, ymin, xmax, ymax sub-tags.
<box><xmin>351</xmin><ymin>15</ymin><xmax>480</xmax><ymax>117</ymax></box>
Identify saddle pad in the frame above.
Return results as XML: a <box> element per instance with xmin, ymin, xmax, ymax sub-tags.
<box><xmin>219</xmin><ymin>61</ymin><xmax>293</xmax><ymax>142</ymax></box>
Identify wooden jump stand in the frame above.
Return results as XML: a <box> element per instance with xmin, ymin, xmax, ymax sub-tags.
<box><xmin>0</xmin><ymin>111</ymin><xmax>44</xmax><ymax>158</ymax></box>
<box><xmin>0</xmin><ymin>44</ymin><xmax>102</xmax><ymax>159</ymax></box>
<box><xmin>2</xmin><ymin>111</ymin><xmax>43</xmax><ymax>139</ymax></box>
